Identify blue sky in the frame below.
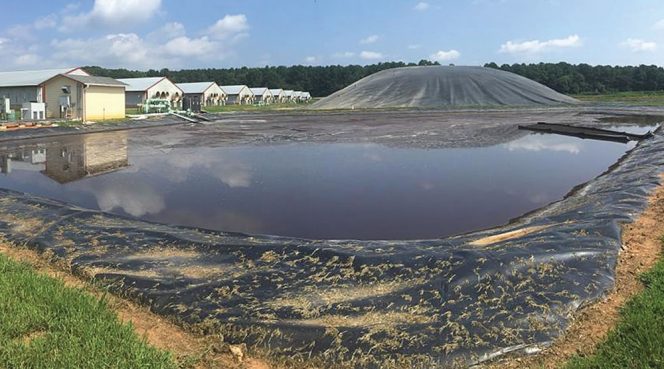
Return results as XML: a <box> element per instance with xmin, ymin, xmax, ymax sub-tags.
<box><xmin>1</xmin><ymin>0</ymin><xmax>664</xmax><ymax>71</ymax></box>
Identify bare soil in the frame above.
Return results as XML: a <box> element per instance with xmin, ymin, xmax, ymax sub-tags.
<box><xmin>483</xmin><ymin>174</ymin><xmax>664</xmax><ymax>369</ymax></box>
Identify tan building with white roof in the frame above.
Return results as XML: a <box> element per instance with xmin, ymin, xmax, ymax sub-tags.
<box><xmin>250</xmin><ymin>87</ymin><xmax>273</xmax><ymax>104</ymax></box>
<box><xmin>0</xmin><ymin>67</ymin><xmax>126</xmax><ymax>121</ymax></box>
<box><xmin>269</xmin><ymin>89</ymin><xmax>285</xmax><ymax>103</ymax></box>
<box><xmin>176</xmin><ymin>82</ymin><xmax>226</xmax><ymax>107</ymax></box>
<box><xmin>41</xmin><ymin>74</ymin><xmax>126</xmax><ymax>121</ymax></box>
<box><xmin>0</xmin><ymin>67</ymin><xmax>88</xmax><ymax>109</ymax></box>
<box><xmin>221</xmin><ymin>85</ymin><xmax>254</xmax><ymax>105</ymax></box>
<box><xmin>118</xmin><ymin>77</ymin><xmax>184</xmax><ymax>109</ymax></box>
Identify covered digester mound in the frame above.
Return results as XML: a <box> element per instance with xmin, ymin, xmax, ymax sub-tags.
<box><xmin>312</xmin><ymin>65</ymin><xmax>579</xmax><ymax>109</ymax></box>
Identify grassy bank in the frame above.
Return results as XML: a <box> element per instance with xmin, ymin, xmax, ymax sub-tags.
<box><xmin>0</xmin><ymin>253</ymin><xmax>176</xmax><ymax>369</ymax></box>
<box><xmin>202</xmin><ymin>102</ymin><xmax>311</xmax><ymax>113</ymax></box>
<box><xmin>566</xmin><ymin>238</ymin><xmax>664</xmax><ymax>369</ymax></box>
<box><xmin>574</xmin><ymin>91</ymin><xmax>664</xmax><ymax>106</ymax></box>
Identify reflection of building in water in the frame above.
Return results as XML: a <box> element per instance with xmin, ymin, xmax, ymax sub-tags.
<box><xmin>0</xmin><ymin>148</ymin><xmax>47</xmax><ymax>174</ymax></box>
<box><xmin>43</xmin><ymin>132</ymin><xmax>129</xmax><ymax>183</ymax></box>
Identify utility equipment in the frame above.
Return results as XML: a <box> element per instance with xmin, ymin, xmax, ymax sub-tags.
<box><xmin>21</xmin><ymin>102</ymin><xmax>46</xmax><ymax>120</ymax></box>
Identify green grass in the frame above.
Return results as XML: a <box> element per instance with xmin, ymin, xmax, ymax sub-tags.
<box><xmin>566</xmin><ymin>239</ymin><xmax>664</xmax><ymax>369</ymax></box>
<box><xmin>574</xmin><ymin>91</ymin><xmax>664</xmax><ymax>106</ymax></box>
<box><xmin>53</xmin><ymin>118</ymin><xmax>130</xmax><ymax>128</ymax></box>
<box><xmin>0</xmin><ymin>253</ymin><xmax>177</xmax><ymax>369</ymax></box>
<box><xmin>202</xmin><ymin>102</ymin><xmax>311</xmax><ymax>113</ymax></box>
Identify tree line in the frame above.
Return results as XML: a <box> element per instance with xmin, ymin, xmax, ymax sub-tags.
<box><xmin>84</xmin><ymin>60</ymin><xmax>440</xmax><ymax>98</ymax></box>
<box><xmin>86</xmin><ymin>61</ymin><xmax>664</xmax><ymax>97</ymax></box>
<box><xmin>484</xmin><ymin>62</ymin><xmax>664</xmax><ymax>95</ymax></box>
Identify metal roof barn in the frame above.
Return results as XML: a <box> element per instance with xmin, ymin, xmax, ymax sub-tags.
<box><xmin>250</xmin><ymin>88</ymin><xmax>273</xmax><ymax>104</ymax></box>
<box><xmin>250</xmin><ymin>87</ymin><xmax>269</xmax><ymax>96</ymax></box>
<box><xmin>62</xmin><ymin>75</ymin><xmax>127</xmax><ymax>88</ymax></box>
<box><xmin>177</xmin><ymin>82</ymin><xmax>217</xmax><ymax>94</ymax></box>
<box><xmin>117</xmin><ymin>77</ymin><xmax>165</xmax><ymax>92</ymax></box>
<box><xmin>176</xmin><ymin>82</ymin><xmax>226</xmax><ymax>107</ymax></box>
<box><xmin>0</xmin><ymin>67</ymin><xmax>88</xmax><ymax>87</ymax></box>
<box><xmin>0</xmin><ymin>67</ymin><xmax>89</xmax><ymax>108</ymax></box>
<box><xmin>41</xmin><ymin>74</ymin><xmax>126</xmax><ymax>121</ymax></box>
<box><xmin>220</xmin><ymin>85</ymin><xmax>254</xmax><ymax>105</ymax></box>
<box><xmin>269</xmin><ymin>89</ymin><xmax>285</xmax><ymax>103</ymax></box>
<box><xmin>118</xmin><ymin>77</ymin><xmax>184</xmax><ymax>108</ymax></box>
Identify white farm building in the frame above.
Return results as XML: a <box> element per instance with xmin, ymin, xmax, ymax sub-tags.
<box><xmin>0</xmin><ymin>67</ymin><xmax>126</xmax><ymax>121</ymax></box>
<box><xmin>283</xmin><ymin>90</ymin><xmax>295</xmax><ymax>102</ymax></box>
<box><xmin>269</xmin><ymin>89</ymin><xmax>285</xmax><ymax>103</ymax></box>
<box><xmin>249</xmin><ymin>88</ymin><xmax>273</xmax><ymax>104</ymax></box>
<box><xmin>0</xmin><ymin>67</ymin><xmax>89</xmax><ymax>109</ymax></box>
<box><xmin>118</xmin><ymin>77</ymin><xmax>184</xmax><ymax>109</ymax></box>
<box><xmin>176</xmin><ymin>82</ymin><xmax>226</xmax><ymax>107</ymax></box>
<box><xmin>221</xmin><ymin>85</ymin><xmax>254</xmax><ymax>105</ymax></box>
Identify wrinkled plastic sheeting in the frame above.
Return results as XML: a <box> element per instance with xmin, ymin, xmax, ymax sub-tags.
<box><xmin>0</xmin><ymin>131</ymin><xmax>663</xmax><ymax>368</ymax></box>
<box><xmin>312</xmin><ymin>66</ymin><xmax>578</xmax><ymax>110</ymax></box>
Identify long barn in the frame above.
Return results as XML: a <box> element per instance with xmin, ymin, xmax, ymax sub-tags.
<box><xmin>176</xmin><ymin>82</ymin><xmax>226</xmax><ymax>107</ymax></box>
<box><xmin>220</xmin><ymin>85</ymin><xmax>254</xmax><ymax>105</ymax></box>
<box><xmin>41</xmin><ymin>74</ymin><xmax>126</xmax><ymax>121</ymax></box>
<box><xmin>0</xmin><ymin>67</ymin><xmax>126</xmax><ymax>121</ymax></box>
<box><xmin>118</xmin><ymin>77</ymin><xmax>184</xmax><ymax>109</ymax></box>
<box><xmin>0</xmin><ymin>67</ymin><xmax>88</xmax><ymax>109</ymax></box>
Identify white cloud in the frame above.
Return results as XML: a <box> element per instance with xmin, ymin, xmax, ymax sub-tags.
<box><xmin>504</xmin><ymin>136</ymin><xmax>581</xmax><ymax>154</ymax></box>
<box><xmin>499</xmin><ymin>34</ymin><xmax>582</xmax><ymax>54</ymax></box>
<box><xmin>360</xmin><ymin>35</ymin><xmax>379</xmax><ymax>44</ymax></box>
<box><xmin>212</xmin><ymin>162</ymin><xmax>251</xmax><ymax>188</ymax></box>
<box><xmin>0</xmin><ymin>15</ymin><xmax>57</xmax><ymax>47</ymax></box>
<box><xmin>158</xmin><ymin>150</ymin><xmax>253</xmax><ymax>189</ymax></box>
<box><xmin>408</xmin><ymin>44</ymin><xmax>421</xmax><ymax>49</ymax></box>
<box><xmin>60</xmin><ymin>0</ymin><xmax>162</xmax><ymax>31</ymax></box>
<box><xmin>14</xmin><ymin>54</ymin><xmax>39</xmax><ymax>66</ymax></box>
<box><xmin>46</xmin><ymin>15</ymin><xmax>247</xmax><ymax>69</ymax></box>
<box><xmin>154</xmin><ymin>22</ymin><xmax>186</xmax><ymax>39</ymax></box>
<box><xmin>162</xmin><ymin>36</ymin><xmax>217</xmax><ymax>57</ymax></box>
<box><xmin>653</xmin><ymin>19</ymin><xmax>664</xmax><ymax>30</ymax></box>
<box><xmin>414</xmin><ymin>2</ymin><xmax>430</xmax><ymax>11</ymax></box>
<box><xmin>360</xmin><ymin>51</ymin><xmax>383</xmax><ymax>60</ymax></box>
<box><xmin>333</xmin><ymin>51</ymin><xmax>355</xmax><ymax>58</ymax></box>
<box><xmin>50</xmin><ymin>33</ymin><xmax>153</xmax><ymax>68</ymax></box>
<box><xmin>0</xmin><ymin>38</ymin><xmax>8</xmax><ymax>50</ymax></box>
<box><xmin>92</xmin><ymin>180</ymin><xmax>165</xmax><ymax>217</ymax></box>
<box><xmin>7</xmin><ymin>24</ymin><xmax>36</xmax><ymax>41</ymax></box>
<box><xmin>207</xmin><ymin>14</ymin><xmax>249</xmax><ymax>40</ymax></box>
<box><xmin>304</xmin><ymin>56</ymin><xmax>317</xmax><ymax>63</ymax></box>
<box><xmin>34</xmin><ymin>14</ymin><xmax>57</xmax><ymax>30</ymax></box>
<box><xmin>621</xmin><ymin>38</ymin><xmax>657</xmax><ymax>52</ymax></box>
<box><xmin>430</xmin><ymin>49</ymin><xmax>460</xmax><ymax>62</ymax></box>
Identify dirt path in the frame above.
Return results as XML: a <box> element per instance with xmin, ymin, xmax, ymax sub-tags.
<box><xmin>0</xmin><ymin>241</ymin><xmax>271</xmax><ymax>369</ymax></box>
<box><xmin>484</xmin><ymin>175</ymin><xmax>664</xmax><ymax>369</ymax></box>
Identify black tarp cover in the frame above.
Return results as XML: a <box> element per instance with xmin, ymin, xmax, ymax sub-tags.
<box><xmin>0</xmin><ymin>130</ymin><xmax>663</xmax><ymax>368</ymax></box>
<box><xmin>312</xmin><ymin>66</ymin><xmax>579</xmax><ymax>109</ymax></box>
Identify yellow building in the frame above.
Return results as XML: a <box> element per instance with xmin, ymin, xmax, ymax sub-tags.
<box><xmin>43</xmin><ymin>131</ymin><xmax>129</xmax><ymax>184</ymax></box>
<box><xmin>41</xmin><ymin>74</ymin><xmax>126</xmax><ymax>121</ymax></box>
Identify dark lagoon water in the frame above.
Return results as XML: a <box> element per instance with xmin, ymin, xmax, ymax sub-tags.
<box><xmin>0</xmin><ymin>126</ymin><xmax>653</xmax><ymax>240</ymax></box>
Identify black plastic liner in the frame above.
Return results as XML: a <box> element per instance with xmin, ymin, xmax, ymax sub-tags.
<box><xmin>0</xmin><ymin>130</ymin><xmax>663</xmax><ymax>368</ymax></box>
